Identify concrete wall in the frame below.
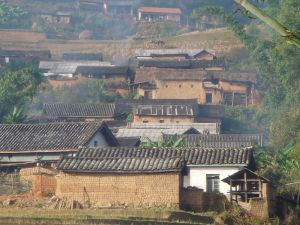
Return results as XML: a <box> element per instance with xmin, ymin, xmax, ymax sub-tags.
<box><xmin>56</xmin><ymin>172</ymin><xmax>181</xmax><ymax>208</ymax></box>
<box><xmin>185</xmin><ymin>166</ymin><xmax>241</xmax><ymax>194</ymax></box>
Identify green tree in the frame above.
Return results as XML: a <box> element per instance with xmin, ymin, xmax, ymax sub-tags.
<box><xmin>0</xmin><ymin>66</ymin><xmax>41</xmax><ymax>122</ymax></box>
<box><xmin>143</xmin><ymin>136</ymin><xmax>186</xmax><ymax>148</ymax></box>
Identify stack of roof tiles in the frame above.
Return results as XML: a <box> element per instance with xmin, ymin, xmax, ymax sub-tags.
<box><xmin>57</xmin><ymin>146</ymin><xmax>253</xmax><ymax>173</ymax></box>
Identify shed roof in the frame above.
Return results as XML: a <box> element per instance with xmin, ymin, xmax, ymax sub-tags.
<box><xmin>75</xmin><ymin>65</ymin><xmax>128</xmax><ymax>76</ymax></box>
<box><xmin>76</xmin><ymin>146</ymin><xmax>254</xmax><ymax>167</ymax></box>
<box><xmin>0</xmin><ymin>122</ymin><xmax>119</xmax><ymax>153</ymax></box>
<box><xmin>137</xmin><ymin>7</ymin><xmax>182</xmax><ymax>15</ymax></box>
<box><xmin>222</xmin><ymin>168</ymin><xmax>270</xmax><ymax>184</ymax></box>
<box><xmin>57</xmin><ymin>156</ymin><xmax>184</xmax><ymax>173</ymax></box>
<box><xmin>43</xmin><ymin>103</ymin><xmax>117</xmax><ymax>118</ymax></box>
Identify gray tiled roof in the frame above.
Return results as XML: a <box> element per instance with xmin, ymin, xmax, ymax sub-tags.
<box><xmin>128</xmin><ymin>123</ymin><xmax>220</xmax><ymax>135</ymax></box>
<box><xmin>76</xmin><ymin>147</ymin><xmax>253</xmax><ymax>166</ymax></box>
<box><xmin>0</xmin><ymin>122</ymin><xmax>118</xmax><ymax>152</ymax></box>
<box><xmin>116</xmin><ymin>128</ymin><xmax>197</xmax><ymax>142</ymax></box>
<box><xmin>135</xmin><ymin>49</ymin><xmax>215</xmax><ymax>57</ymax></box>
<box><xmin>44</xmin><ymin>103</ymin><xmax>116</xmax><ymax>118</ymax></box>
<box><xmin>57</xmin><ymin>156</ymin><xmax>184</xmax><ymax>173</ymax></box>
<box><xmin>163</xmin><ymin>134</ymin><xmax>263</xmax><ymax>148</ymax></box>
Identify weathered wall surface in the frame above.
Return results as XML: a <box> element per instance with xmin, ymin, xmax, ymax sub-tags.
<box><xmin>20</xmin><ymin>167</ymin><xmax>57</xmax><ymax>183</ymax></box>
<box><xmin>133</xmin><ymin>115</ymin><xmax>194</xmax><ymax>123</ymax></box>
<box><xmin>33</xmin><ymin>173</ymin><xmax>57</xmax><ymax>197</ymax></box>
<box><xmin>56</xmin><ymin>172</ymin><xmax>181</xmax><ymax>208</ymax></box>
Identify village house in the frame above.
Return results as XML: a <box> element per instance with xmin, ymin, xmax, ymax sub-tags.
<box><xmin>135</xmin><ymin>49</ymin><xmax>224</xmax><ymax>70</ymax></box>
<box><xmin>55</xmin><ymin>146</ymin><xmax>255</xmax><ymax>208</ymax></box>
<box><xmin>0</xmin><ymin>50</ymin><xmax>51</xmax><ymax>66</ymax></box>
<box><xmin>137</xmin><ymin>7</ymin><xmax>182</xmax><ymax>23</ymax></box>
<box><xmin>0</xmin><ymin>122</ymin><xmax>119</xmax><ymax>167</ymax></box>
<box><xmin>163</xmin><ymin>133</ymin><xmax>264</xmax><ymax>148</ymax></box>
<box><xmin>131</xmin><ymin>99</ymin><xmax>224</xmax><ymax>123</ymax></box>
<box><xmin>43</xmin><ymin>103</ymin><xmax>126</xmax><ymax>122</ymax></box>
<box><xmin>134</xmin><ymin>68</ymin><xmax>258</xmax><ymax>106</ymax></box>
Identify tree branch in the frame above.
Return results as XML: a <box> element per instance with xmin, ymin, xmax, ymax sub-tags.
<box><xmin>234</xmin><ymin>0</ymin><xmax>300</xmax><ymax>48</ymax></box>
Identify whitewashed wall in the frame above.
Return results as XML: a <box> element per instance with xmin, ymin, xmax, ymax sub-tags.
<box><xmin>183</xmin><ymin>166</ymin><xmax>243</xmax><ymax>194</ymax></box>
<box><xmin>86</xmin><ymin>132</ymin><xmax>109</xmax><ymax>147</ymax></box>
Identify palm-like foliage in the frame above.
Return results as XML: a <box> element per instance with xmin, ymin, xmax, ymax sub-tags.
<box><xmin>142</xmin><ymin>135</ymin><xmax>187</xmax><ymax>148</ymax></box>
<box><xmin>4</xmin><ymin>106</ymin><xmax>27</xmax><ymax>124</ymax></box>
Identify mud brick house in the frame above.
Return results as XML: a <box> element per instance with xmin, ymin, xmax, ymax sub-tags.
<box><xmin>134</xmin><ymin>67</ymin><xmax>258</xmax><ymax>106</ymax></box>
<box><xmin>137</xmin><ymin>7</ymin><xmax>182</xmax><ymax>23</ymax></box>
<box><xmin>55</xmin><ymin>146</ymin><xmax>255</xmax><ymax>208</ymax></box>
<box><xmin>0</xmin><ymin>50</ymin><xmax>51</xmax><ymax>66</ymax></box>
<box><xmin>43</xmin><ymin>103</ymin><xmax>126</xmax><ymax>122</ymax></box>
<box><xmin>131</xmin><ymin>99</ymin><xmax>224</xmax><ymax>123</ymax></box>
<box><xmin>163</xmin><ymin>134</ymin><xmax>264</xmax><ymax>148</ymax></box>
<box><xmin>0</xmin><ymin>122</ymin><xmax>119</xmax><ymax>167</ymax></box>
<box><xmin>62</xmin><ymin>52</ymin><xmax>103</xmax><ymax>61</ymax></box>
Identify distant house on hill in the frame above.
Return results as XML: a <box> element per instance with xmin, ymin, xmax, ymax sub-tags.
<box><xmin>0</xmin><ymin>122</ymin><xmax>119</xmax><ymax>167</ymax></box>
<box><xmin>133</xmin><ymin>68</ymin><xmax>259</xmax><ymax>106</ymax></box>
<box><xmin>43</xmin><ymin>103</ymin><xmax>126</xmax><ymax>122</ymax></box>
<box><xmin>0</xmin><ymin>50</ymin><xmax>51</xmax><ymax>66</ymax></box>
<box><xmin>137</xmin><ymin>7</ymin><xmax>182</xmax><ymax>23</ymax></box>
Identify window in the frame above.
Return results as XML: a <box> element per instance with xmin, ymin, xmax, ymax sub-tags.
<box><xmin>206</xmin><ymin>174</ymin><xmax>220</xmax><ymax>192</ymax></box>
<box><xmin>191</xmin><ymin>84</ymin><xmax>194</xmax><ymax>88</ymax></box>
<box><xmin>159</xmin><ymin>119</ymin><xmax>164</xmax><ymax>123</ymax></box>
<box><xmin>93</xmin><ymin>140</ymin><xmax>98</xmax><ymax>147</ymax></box>
<box><xmin>179</xmin><ymin>84</ymin><xmax>182</xmax><ymax>88</ymax></box>
<box><xmin>165</xmin><ymin>85</ymin><xmax>168</xmax><ymax>88</ymax></box>
<box><xmin>143</xmin><ymin>120</ymin><xmax>149</xmax><ymax>123</ymax></box>
<box><xmin>205</xmin><ymin>93</ymin><xmax>213</xmax><ymax>104</ymax></box>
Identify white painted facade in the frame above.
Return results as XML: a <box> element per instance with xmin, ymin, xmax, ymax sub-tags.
<box><xmin>183</xmin><ymin>166</ymin><xmax>243</xmax><ymax>194</ymax></box>
<box><xmin>86</xmin><ymin>131</ymin><xmax>109</xmax><ymax>148</ymax></box>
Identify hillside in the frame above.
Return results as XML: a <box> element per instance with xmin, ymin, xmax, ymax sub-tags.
<box><xmin>0</xmin><ymin>28</ymin><xmax>243</xmax><ymax>59</ymax></box>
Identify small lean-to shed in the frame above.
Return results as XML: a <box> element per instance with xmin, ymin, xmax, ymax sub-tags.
<box><xmin>56</xmin><ymin>156</ymin><xmax>184</xmax><ymax>208</ymax></box>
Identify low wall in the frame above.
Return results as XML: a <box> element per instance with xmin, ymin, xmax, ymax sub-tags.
<box><xmin>20</xmin><ymin>167</ymin><xmax>57</xmax><ymax>184</ymax></box>
<box><xmin>33</xmin><ymin>173</ymin><xmax>57</xmax><ymax>197</ymax></box>
<box><xmin>56</xmin><ymin>172</ymin><xmax>181</xmax><ymax>208</ymax></box>
<box><xmin>180</xmin><ymin>187</ymin><xmax>228</xmax><ymax>212</ymax></box>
